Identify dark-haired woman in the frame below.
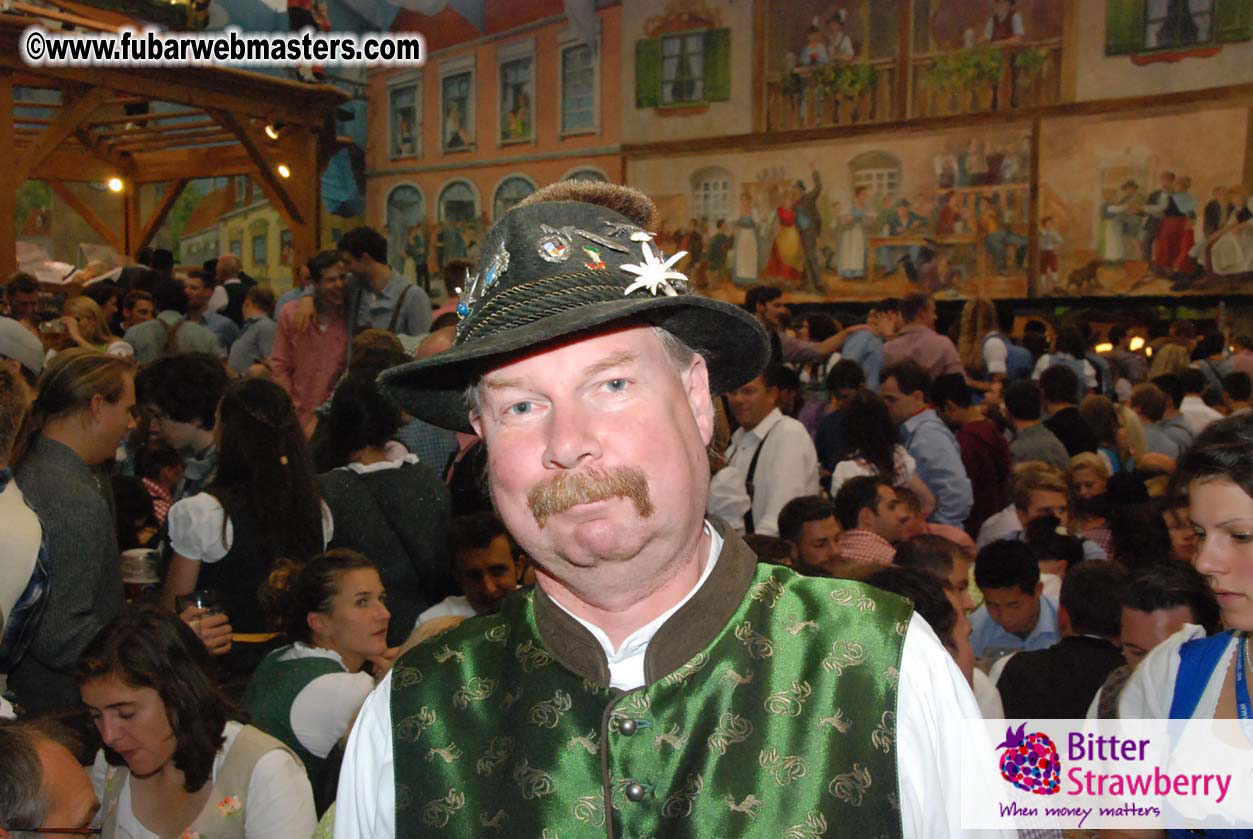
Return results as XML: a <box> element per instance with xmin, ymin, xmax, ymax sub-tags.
<box><xmin>1118</xmin><ymin>414</ymin><xmax>1253</xmax><ymax>835</ymax></box>
<box><xmin>318</xmin><ymin>372</ymin><xmax>452</xmax><ymax>646</ymax></box>
<box><xmin>829</xmin><ymin>390</ymin><xmax>936</xmax><ymax>517</ymax></box>
<box><xmin>244</xmin><ymin>550</ymin><xmax>392</xmax><ymax>789</ymax></box>
<box><xmin>81</xmin><ymin>605</ymin><xmax>315</xmax><ymax>838</ymax></box>
<box><xmin>161</xmin><ymin>379</ymin><xmax>332</xmax><ymax>677</ymax></box>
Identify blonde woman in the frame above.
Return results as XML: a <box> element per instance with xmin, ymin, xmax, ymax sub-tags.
<box><xmin>1147</xmin><ymin>341</ymin><xmax>1190</xmax><ymax>379</ymax></box>
<box><xmin>1065</xmin><ymin>451</ymin><xmax>1112</xmax><ymax>558</ymax></box>
<box><xmin>60</xmin><ymin>296</ymin><xmax>133</xmax><ymax>357</ymax></box>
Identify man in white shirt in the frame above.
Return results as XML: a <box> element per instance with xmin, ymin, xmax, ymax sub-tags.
<box><xmin>724</xmin><ymin>364</ymin><xmax>820</xmax><ymax>537</ymax></box>
<box><xmin>1178</xmin><ymin>367</ymin><xmax>1224</xmax><ymax>437</ymax></box>
<box><xmin>339</xmin><ymin>182</ymin><xmax>1009</xmax><ymax>839</ymax></box>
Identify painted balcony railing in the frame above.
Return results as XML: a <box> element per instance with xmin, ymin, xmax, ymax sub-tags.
<box><xmin>910</xmin><ymin>39</ymin><xmax>1062</xmax><ymax>119</ymax></box>
<box><xmin>765</xmin><ymin>58</ymin><xmax>897</xmax><ymax>132</ymax></box>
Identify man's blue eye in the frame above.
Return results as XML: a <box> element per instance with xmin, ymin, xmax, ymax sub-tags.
<box><xmin>508</xmin><ymin>402</ymin><xmax>532</xmax><ymax>415</ymax></box>
<box><xmin>607</xmin><ymin>379</ymin><xmax>627</xmax><ymax>392</ymax></box>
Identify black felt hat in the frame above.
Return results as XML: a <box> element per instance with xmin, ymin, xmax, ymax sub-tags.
<box><xmin>380</xmin><ymin>183</ymin><xmax>769</xmax><ymax>432</ymax></box>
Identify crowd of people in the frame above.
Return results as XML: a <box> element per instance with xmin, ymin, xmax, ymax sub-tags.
<box><xmin>0</xmin><ymin>181</ymin><xmax>1251</xmax><ymax>838</ymax></box>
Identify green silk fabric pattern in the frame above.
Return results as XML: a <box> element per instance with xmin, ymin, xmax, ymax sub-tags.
<box><xmin>242</xmin><ymin>649</ymin><xmax>345</xmax><ymax>781</ymax></box>
<box><xmin>391</xmin><ymin>561</ymin><xmax>911</xmax><ymax>838</ymax></box>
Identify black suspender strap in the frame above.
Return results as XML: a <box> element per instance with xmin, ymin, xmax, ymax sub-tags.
<box><xmin>387</xmin><ymin>284</ymin><xmax>414</xmax><ymax>333</ymax></box>
<box><xmin>742</xmin><ymin>424</ymin><xmax>776</xmax><ymax>535</ymax></box>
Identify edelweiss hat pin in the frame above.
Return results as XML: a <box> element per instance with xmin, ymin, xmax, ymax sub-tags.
<box><xmin>380</xmin><ymin>181</ymin><xmax>770</xmax><ymax>433</ymax></box>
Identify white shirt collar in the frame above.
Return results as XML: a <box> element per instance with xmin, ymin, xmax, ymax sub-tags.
<box><xmin>730</xmin><ymin>407</ymin><xmax>784</xmax><ymax>445</ymax></box>
<box><xmin>341</xmin><ymin>449</ymin><xmax>418</xmax><ymax>474</ymax></box>
<box><xmin>280</xmin><ymin>642</ymin><xmax>347</xmax><ymax>667</ymax></box>
<box><xmin>547</xmin><ymin>521</ymin><xmax>724</xmax><ymax>691</ymax></box>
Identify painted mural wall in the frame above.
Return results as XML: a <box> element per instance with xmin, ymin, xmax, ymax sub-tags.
<box><xmin>1040</xmin><ymin>105</ymin><xmax>1251</xmax><ymax>298</ymax></box>
<box><xmin>627</xmin><ymin>123</ymin><xmax>1032</xmax><ymax>304</ymax></box>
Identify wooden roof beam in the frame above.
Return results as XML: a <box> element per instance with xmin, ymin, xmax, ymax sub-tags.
<box><xmin>86</xmin><ymin>108</ymin><xmax>204</xmax><ymax>127</ymax></box>
<box><xmin>0</xmin><ymin>55</ymin><xmax>340</xmax><ymax>127</ymax></box>
<box><xmin>28</xmin><ymin>149</ymin><xmax>116</xmax><ymax>182</ymax></box>
<box><xmin>95</xmin><ymin>118</ymin><xmax>218</xmax><ymax>140</ymax></box>
<box><xmin>135</xmin><ymin>178</ymin><xmax>187</xmax><ymax>253</ymax></box>
<box><xmin>128</xmin><ymin>146</ymin><xmax>256</xmax><ymax>182</ymax></box>
<box><xmin>73</xmin><ymin>125</ymin><xmax>136</xmax><ymax>177</ymax></box>
<box><xmin>47</xmin><ymin>178</ymin><xmax>124</xmax><ymax>253</ymax></box>
<box><xmin>16</xmin><ymin>84</ymin><xmax>109</xmax><ymax>184</ymax></box>
<box><xmin>8</xmin><ymin>1</ymin><xmax>120</xmax><ymax>32</ymax></box>
<box><xmin>212</xmin><ymin>109</ymin><xmax>304</xmax><ymax>226</ymax></box>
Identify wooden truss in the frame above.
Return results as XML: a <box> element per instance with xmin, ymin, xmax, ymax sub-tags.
<box><xmin>0</xmin><ymin>4</ymin><xmax>351</xmax><ymax>275</ymax></box>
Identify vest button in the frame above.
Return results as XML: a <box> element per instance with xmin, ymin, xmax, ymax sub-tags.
<box><xmin>619</xmin><ymin>718</ymin><xmax>637</xmax><ymax>735</ymax></box>
<box><xmin>624</xmin><ymin>782</ymin><xmax>646</xmax><ymax>802</ymax></box>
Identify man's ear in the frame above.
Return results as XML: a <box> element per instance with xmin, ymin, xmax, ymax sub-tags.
<box><xmin>85</xmin><ymin>392</ymin><xmax>107</xmax><ymax>426</ymax></box>
<box><xmin>1056</xmin><ymin>603</ymin><xmax>1071</xmax><ymax>636</ymax></box>
<box><xmin>682</xmin><ymin>354</ymin><xmax>714</xmax><ymax>446</ymax></box>
<box><xmin>469</xmin><ymin>411</ymin><xmax>484</xmax><ymax>438</ymax></box>
<box><xmin>857</xmin><ymin>506</ymin><xmax>873</xmax><ymax>531</ymax></box>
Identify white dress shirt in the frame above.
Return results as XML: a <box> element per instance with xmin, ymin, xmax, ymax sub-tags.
<box><xmin>1179</xmin><ymin>395</ymin><xmax>1224</xmax><ymax>438</ymax></box>
<box><xmin>723</xmin><ymin>407</ymin><xmax>820</xmax><ymax>537</ymax></box>
<box><xmin>335</xmin><ymin>522</ymin><xmax>1013</xmax><ymax>839</ymax></box>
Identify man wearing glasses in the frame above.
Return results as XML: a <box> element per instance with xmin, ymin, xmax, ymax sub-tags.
<box><xmin>0</xmin><ymin>720</ymin><xmax>99</xmax><ymax>837</ymax></box>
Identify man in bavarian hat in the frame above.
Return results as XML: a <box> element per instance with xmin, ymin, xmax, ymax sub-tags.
<box><xmin>336</xmin><ymin>183</ymin><xmax>1004</xmax><ymax>837</ymax></box>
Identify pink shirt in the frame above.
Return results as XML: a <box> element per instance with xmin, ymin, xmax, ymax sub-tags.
<box><xmin>269</xmin><ymin>300</ymin><xmax>348</xmax><ymax>435</ymax></box>
<box><xmin>881</xmin><ymin>323</ymin><xmax>964</xmax><ymax>380</ymax></box>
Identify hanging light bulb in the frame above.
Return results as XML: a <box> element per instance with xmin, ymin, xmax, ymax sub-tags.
<box><xmin>107</xmin><ymin>177</ymin><xmax>124</xmax><ymax>192</ymax></box>
<box><xmin>277</xmin><ymin>164</ymin><xmax>291</xmax><ymax>179</ymax></box>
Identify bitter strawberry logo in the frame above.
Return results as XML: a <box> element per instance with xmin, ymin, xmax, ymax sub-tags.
<box><xmin>996</xmin><ymin>722</ymin><xmax>1061</xmax><ymax>795</ymax></box>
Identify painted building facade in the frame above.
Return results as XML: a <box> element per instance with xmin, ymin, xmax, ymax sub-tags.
<box><xmin>368</xmin><ymin>0</ymin><xmax>623</xmax><ymax>296</ymax></box>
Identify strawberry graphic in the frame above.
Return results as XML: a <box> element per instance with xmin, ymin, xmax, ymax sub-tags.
<box><xmin>995</xmin><ymin>722</ymin><xmax>1061</xmax><ymax>795</ymax></box>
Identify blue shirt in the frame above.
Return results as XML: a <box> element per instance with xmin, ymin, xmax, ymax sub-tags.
<box><xmin>841</xmin><ymin>330</ymin><xmax>884</xmax><ymax>391</ymax></box>
<box><xmin>200</xmin><ymin>310</ymin><xmax>241</xmax><ymax>352</ymax></box>
<box><xmin>227</xmin><ymin>315</ymin><xmax>277</xmax><ymax>375</ymax></box>
<box><xmin>969</xmin><ymin>594</ymin><xmax>1060</xmax><ymax>659</ymax></box>
<box><xmin>900</xmin><ymin>409</ymin><xmax>972</xmax><ymax>527</ymax></box>
<box><xmin>352</xmin><ymin>271</ymin><xmax>432</xmax><ymax>337</ymax></box>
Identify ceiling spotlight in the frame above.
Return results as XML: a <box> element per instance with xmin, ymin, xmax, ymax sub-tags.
<box><xmin>264</xmin><ymin>123</ymin><xmax>282</xmax><ymax>140</ymax></box>
<box><xmin>277</xmin><ymin>163</ymin><xmax>291</xmax><ymax>178</ymax></box>
<box><xmin>1093</xmin><ymin>342</ymin><xmax>1113</xmax><ymax>354</ymax></box>
<box><xmin>1129</xmin><ymin>336</ymin><xmax>1146</xmax><ymax>352</ymax></box>
<box><xmin>107</xmin><ymin>177</ymin><xmax>124</xmax><ymax>192</ymax></box>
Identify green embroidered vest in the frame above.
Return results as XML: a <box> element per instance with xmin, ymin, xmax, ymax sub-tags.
<box><xmin>242</xmin><ymin>647</ymin><xmax>344</xmax><ymax>781</ymax></box>
<box><xmin>391</xmin><ymin>523</ymin><xmax>912</xmax><ymax>838</ymax></box>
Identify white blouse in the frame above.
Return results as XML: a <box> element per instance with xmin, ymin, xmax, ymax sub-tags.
<box><xmin>90</xmin><ymin>721</ymin><xmax>316</xmax><ymax>839</ymax></box>
<box><xmin>830</xmin><ymin>445</ymin><xmax>917</xmax><ymax>496</ymax></box>
<box><xmin>278</xmin><ymin>643</ymin><xmax>376</xmax><ymax>759</ymax></box>
<box><xmin>1118</xmin><ymin>623</ymin><xmax>1224</xmax><ymax>719</ymax></box>
<box><xmin>168</xmin><ymin>494</ymin><xmax>334</xmax><ymax>562</ymax></box>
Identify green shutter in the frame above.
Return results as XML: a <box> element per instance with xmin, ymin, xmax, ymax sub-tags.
<box><xmin>1215</xmin><ymin>0</ymin><xmax>1253</xmax><ymax>42</ymax></box>
<box><xmin>635</xmin><ymin>38</ymin><xmax>662</xmax><ymax>108</ymax></box>
<box><xmin>1105</xmin><ymin>0</ymin><xmax>1146</xmax><ymax>55</ymax></box>
<box><xmin>704</xmin><ymin>28</ymin><xmax>732</xmax><ymax>102</ymax></box>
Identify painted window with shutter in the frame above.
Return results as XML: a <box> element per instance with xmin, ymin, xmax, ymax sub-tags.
<box><xmin>635</xmin><ymin>28</ymin><xmax>731</xmax><ymax>108</ymax></box>
<box><xmin>1106</xmin><ymin>0</ymin><xmax>1250</xmax><ymax>55</ymax></box>
<box><xmin>561</xmin><ymin>43</ymin><xmax>597</xmax><ymax>135</ymax></box>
